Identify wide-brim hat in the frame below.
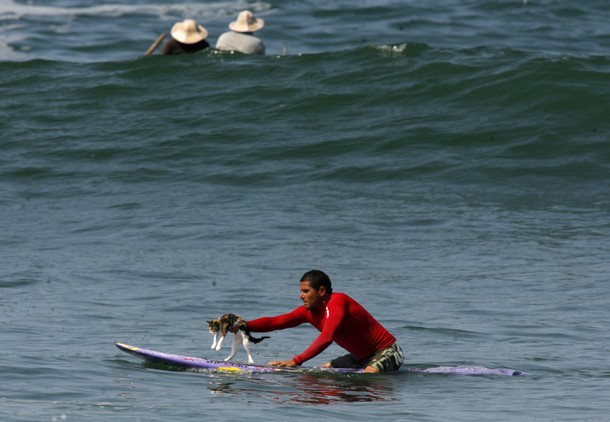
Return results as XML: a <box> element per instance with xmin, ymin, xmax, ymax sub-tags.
<box><xmin>171</xmin><ymin>19</ymin><xmax>208</xmax><ymax>44</ymax></box>
<box><xmin>229</xmin><ymin>10</ymin><xmax>265</xmax><ymax>33</ymax></box>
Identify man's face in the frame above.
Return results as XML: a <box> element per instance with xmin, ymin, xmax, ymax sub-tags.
<box><xmin>299</xmin><ymin>280</ymin><xmax>326</xmax><ymax>310</ymax></box>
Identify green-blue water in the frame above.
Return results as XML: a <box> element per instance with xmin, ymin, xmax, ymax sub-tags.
<box><xmin>2</xmin><ymin>1</ymin><xmax>610</xmax><ymax>420</ymax></box>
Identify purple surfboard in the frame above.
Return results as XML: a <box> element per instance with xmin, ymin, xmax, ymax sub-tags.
<box><xmin>406</xmin><ymin>365</ymin><xmax>525</xmax><ymax>376</ymax></box>
<box><xmin>116</xmin><ymin>342</ymin><xmax>525</xmax><ymax>376</ymax></box>
<box><xmin>115</xmin><ymin>342</ymin><xmax>363</xmax><ymax>374</ymax></box>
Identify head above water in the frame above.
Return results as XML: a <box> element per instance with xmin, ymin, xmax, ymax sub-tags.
<box><xmin>229</xmin><ymin>10</ymin><xmax>265</xmax><ymax>33</ymax></box>
<box><xmin>171</xmin><ymin>19</ymin><xmax>208</xmax><ymax>44</ymax></box>
<box><xmin>300</xmin><ymin>269</ymin><xmax>333</xmax><ymax>294</ymax></box>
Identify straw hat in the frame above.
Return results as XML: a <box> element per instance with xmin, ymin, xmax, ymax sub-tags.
<box><xmin>170</xmin><ymin>19</ymin><xmax>208</xmax><ymax>44</ymax></box>
<box><xmin>229</xmin><ymin>10</ymin><xmax>265</xmax><ymax>33</ymax></box>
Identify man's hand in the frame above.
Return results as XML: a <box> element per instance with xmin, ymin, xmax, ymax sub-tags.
<box><xmin>267</xmin><ymin>359</ymin><xmax>299</xmax><ymax>368</ymax></box>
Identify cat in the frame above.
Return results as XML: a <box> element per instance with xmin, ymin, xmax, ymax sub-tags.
<box><xmin>207</xmin><ymin>313</ymin><xmax>269</xmax><ymax>364</ymax></box>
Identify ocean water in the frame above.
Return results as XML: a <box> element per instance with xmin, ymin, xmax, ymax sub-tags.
<box><xmin>2</xmin><ymin>0</ymin><xmax>610</xmax><ymax>420</ymax></box>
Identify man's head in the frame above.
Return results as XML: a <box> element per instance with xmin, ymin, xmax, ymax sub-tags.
<box><xmin>299</xmin><ymin>270</ymin><xmax>333</xmax><ymax>310</ymax></box>
<box><xmin>300</xmin><ymin>269</ymin><xmax>333</xmax><ymax>293</ymax></box>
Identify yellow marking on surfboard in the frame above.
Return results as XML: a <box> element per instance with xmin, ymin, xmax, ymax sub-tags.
<box><xmin>116</xmin><ymin>343</ymin><xmax>138</xmax><ymax>351</ymax></box>
<box><xmin>217</xmin><ymin>367</ymin><xmax>244</xmax><ymax>373</ymax></box>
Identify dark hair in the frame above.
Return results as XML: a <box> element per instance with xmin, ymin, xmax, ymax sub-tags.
<box><xmin>300</xmin><ymin>269</ymin><xmax>333</xmax><ymax>294</ymax></box>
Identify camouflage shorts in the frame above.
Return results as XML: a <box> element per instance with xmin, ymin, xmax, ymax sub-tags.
<box><xmin>330</xmin><ymin>343</ymin><xmax>404</xmax><ymax>372</ymax></box>
<box><xmin>364</xmin><ymin>343</ymin><xmax>404</xmax><ymax>372</ymax></box>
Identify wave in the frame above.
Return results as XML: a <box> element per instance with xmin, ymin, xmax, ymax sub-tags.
<box><xmin>3</xmin><ymin>0</ymin><xmax>610</xmax><ymax>63</ymax></box>
<box><xmin>0</xmin><ymin>0</ymin><xmax>272</xmax><ymax>62</ymax></box>
<box><xmin>0</xmin><ymin>0</ymin><xmax>269</xmax><ymax>19</ymax></box>
<box><xmin>1</xmin><ymin>41</ymin><xmax>609</xmax><ymax>192</ymax></box>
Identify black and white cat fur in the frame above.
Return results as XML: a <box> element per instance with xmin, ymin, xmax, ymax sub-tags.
<box><xmin>207</xmin><ymin>313</ymin><xmax>269</xmax><ymax>364</ymax></box>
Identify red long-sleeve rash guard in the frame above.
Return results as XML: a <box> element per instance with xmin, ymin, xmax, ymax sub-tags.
<box><xmin>246</xmin><ymin>292</ymin><xmax>396</xmax><ymax>365</ymax></box>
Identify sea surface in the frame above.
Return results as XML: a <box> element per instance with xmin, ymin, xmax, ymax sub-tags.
<box><xmin>2</xmin><ymin>0</ymin><xmax>610</xmax><ymax>421</ymax></box>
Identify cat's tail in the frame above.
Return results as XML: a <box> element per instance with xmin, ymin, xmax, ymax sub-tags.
<box><xmin>248</xmin><ymin>334</ymin><xmax>270</xmax><ymax>344</ymax></box>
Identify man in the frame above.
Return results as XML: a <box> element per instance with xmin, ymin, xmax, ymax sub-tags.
<box><xmin>246</xmin><ymin>270</ymin><xmax>404</xmax><ymax>373</ymax></box>
<box><xmin>215</xmin><ymin>10</ymin><xmax>265</xmax><ymax>55</ymax></box>
<box><xmin>161</xmin><ymin>19</ymin><xmax>210</xmax><ymax>55</ymax></box>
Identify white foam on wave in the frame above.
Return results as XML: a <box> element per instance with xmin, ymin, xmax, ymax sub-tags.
<box><xmin>0</xmin><ymin>0</ymin><xmax>271</xmax><ymax>60</ymax></box>
<box><xmin>0</xmin><ymin>0</ymin><xmax>271</xmax><ymax>20</ymax></box>
<box><xmin>377</xmin><ymin>43</ymin><xmax>408</xmax><ymax>54</ymax></box>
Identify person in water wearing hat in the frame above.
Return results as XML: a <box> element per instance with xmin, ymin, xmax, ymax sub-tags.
<box><xmin>215</xmin><ymin>10</ymin><xmax>265</xmax><ymax>55</ymax></box>
<box><xmin>161</xmin><ymin>19</ymin><xmax>210</xmax><ymax>55</ymax></box>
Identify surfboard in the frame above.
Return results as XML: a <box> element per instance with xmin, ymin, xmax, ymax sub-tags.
<box><xmin>407</xmin><ymin>366</ymin><xmax>525</xmax><ymax>376</ymax></box>
<box><xmin>115</xmin><ymin>342</ymin><xmax>364</xmax><ymax>374</ymax></box>
<box><xmin>116</xmin><ymin>342</ymin><xmax>525</xmax><ymax>376</ymax></box>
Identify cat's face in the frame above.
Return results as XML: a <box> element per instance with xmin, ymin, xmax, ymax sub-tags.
<box><xmin>207</xmin><ymin>319</ymin><xmax>221</xmax><ymax>333</ymax></box>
